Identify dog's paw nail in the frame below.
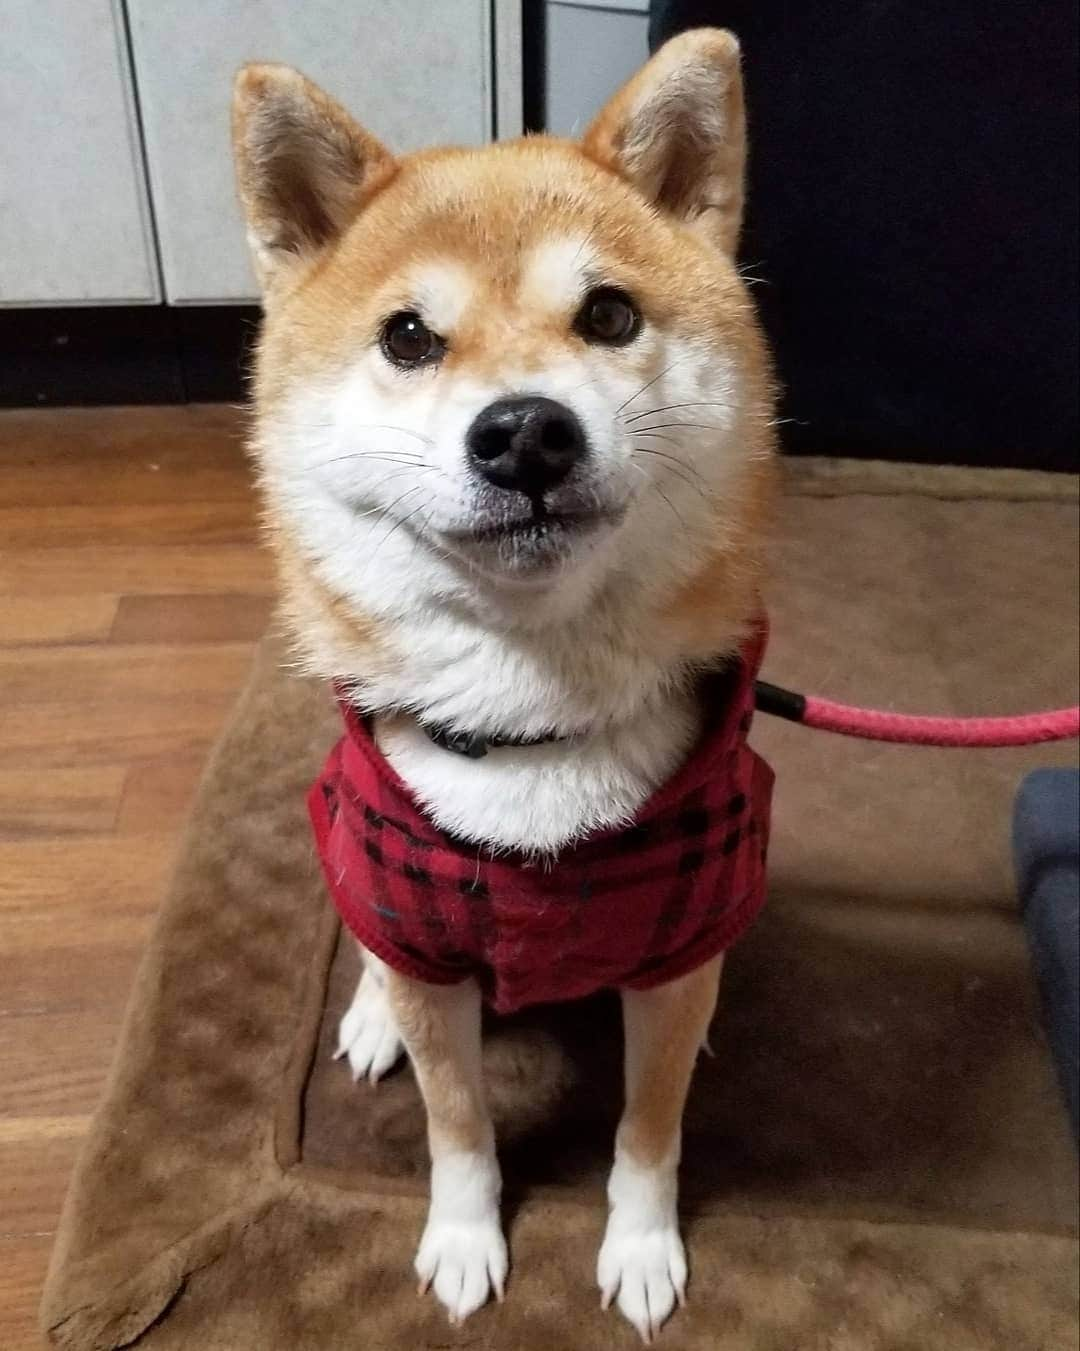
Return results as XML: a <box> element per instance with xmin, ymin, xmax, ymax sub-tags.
<box><xmin>416</xmin><ymin>1216</ymin><xmax>507</xmax><ymax>1323</ymax></box>
<box><xmin>336</xmin><ymin>970</ymin><xmax>405</xmax><ymax>1082</ymax></box>
<box><xmin>598</xmin><ymin>1223</ymin><xmax>686</xmax><ymax>1339</ymax></box>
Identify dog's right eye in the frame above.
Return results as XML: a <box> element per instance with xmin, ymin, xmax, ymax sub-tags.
<box><xmin>573</xmin><ymin>286</ymin><xmax>641</xmax><ymax>347</ymax></box>
<box><xmin>380</xmin><ymin>311</ymin><xmax>445</xmax><ymax>368</ymax></box>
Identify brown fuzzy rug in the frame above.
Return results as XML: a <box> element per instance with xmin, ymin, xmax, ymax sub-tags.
<box><xmin>43</xmin><ymin>460</ymin><xmax>1079</xmax><ymax>1351</ymax></box>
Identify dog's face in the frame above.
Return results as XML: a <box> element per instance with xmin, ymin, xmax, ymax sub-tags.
<box><xmin>235</xmin><ymin>32</ymin><xmax>775</xmax><ymax>666</ymax></box>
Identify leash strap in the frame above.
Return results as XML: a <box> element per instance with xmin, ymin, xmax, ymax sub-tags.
<box><xmin>754</xmin><ymin>681</ymin><xmax>1080</xmax><ymax>747</ymax></box>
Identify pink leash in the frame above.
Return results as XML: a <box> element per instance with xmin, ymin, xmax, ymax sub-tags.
<box><xmin>753</xmin><ymin>682</ymin><xmax>1080</xmax><ymax>748</ymax></box>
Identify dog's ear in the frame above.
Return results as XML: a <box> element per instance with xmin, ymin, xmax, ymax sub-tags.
<box><xmin>583</xmin><ymin>29</ymin><xmax>746</xmax><ymax>256</ymax></box>
<box><xmin>232</xmin><ymin>64</ymin><xmax>394</xmax><ymax>291</ymax></box>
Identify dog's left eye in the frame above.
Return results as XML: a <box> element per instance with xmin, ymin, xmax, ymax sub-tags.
<box><xmin>380</xmin><ymin>311</ymin><xmax>445</xmax><ymax>368</ymax></box>
<box><xmin>574</xmin><ymin>287</ymin><xmax>641</xmax><ymax>346</ymax></box>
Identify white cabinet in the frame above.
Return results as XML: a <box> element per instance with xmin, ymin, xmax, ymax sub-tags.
<box><xmin>543</xmin><ymin>0</ymin><xmax>648</xmax><ymax>137</ymax></box>
<box><xmin>0</xmin><ymin>1</ymin><xmax>522</xmax><ymax>309</ymax></box>
<box><xmin>127</xmin><ymin>1</ymin><xmax>514</xmax><ymax>304</ymax></box>
<box><xmin>0</xmin><ymin>0</ymin><xmax>160</xmax><ymax>307</ymax></box>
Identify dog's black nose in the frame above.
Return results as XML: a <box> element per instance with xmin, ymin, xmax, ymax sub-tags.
<box><xmin>467</xmin><ymin>396</ymin><xmax>587</xmax><ymax>496</ymax></box>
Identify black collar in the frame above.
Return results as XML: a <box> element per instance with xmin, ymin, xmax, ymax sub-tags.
<box><xmin>420</xmin><ymin>721</ymin><xmax>572</xmax><ymax>760</ymax></box>
<box><xmin>419</xmin><ymin>678</ymin><xmax>793</xmax><ymax>759</ymax></box>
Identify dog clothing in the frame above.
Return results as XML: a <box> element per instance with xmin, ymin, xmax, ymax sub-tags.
<box><xmin>309</xmin><ymin>628</ymin><xmax>773</xmax><ymax>1015</ymax></box>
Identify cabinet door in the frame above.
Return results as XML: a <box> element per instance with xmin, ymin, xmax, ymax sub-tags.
<box><xmin>543</xmin><ymin>1</ymin><xmax>648</xmax><ymax>137</ymax></box>
<box><xmin>0</xmin><ymin>0</ymin><xmax>160</xmax><ymax>306</ymax></box>
<box><xmin>128</xmin><ymin>1</ymin><xmax>496</xmax><ymax>304</ymax></box>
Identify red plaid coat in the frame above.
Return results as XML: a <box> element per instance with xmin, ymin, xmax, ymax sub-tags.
<box><xmin>309</xmin><ymin>629</ymin><xmax>773</xmax><ymax>1015</ymax></box>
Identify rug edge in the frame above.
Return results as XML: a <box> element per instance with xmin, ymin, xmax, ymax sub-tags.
<box><xmin>783</xmin><ymin>456</ymin><xmax>1078</xmax><ymax>501</ymax></box>
<box><xmin>38</xmin><ymin>642</ymin><xmax>321</xmax><ymax>1350</ymax></box>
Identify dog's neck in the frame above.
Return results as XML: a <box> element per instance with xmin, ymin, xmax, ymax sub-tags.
<box><xmin>323</xmin><ymin>597</ymin><xmax>732</xmax><ymax>855</ymax></box>
<box><xmin>281</xmin><ymin>526</ymin><xmax>751</xmax><ymax>853</ymax></box>
<box><xmin>285</xmin><ymin>521</ymin><xmax>718</xmax><ymax>725</ymax></box>
<box><xmin>368</xmin><ymin>626</ymin><xmax>704</xmax><ymax>856</ymax></box>
<box><xmin>371</xmin><ymin>689</ymin><xmax>702</xmax><ymax>856</ymax></box>
<box><xmin>363</xmin><ymin>604</ymin><xmax>697</xmax><ymax>741</ymax></box>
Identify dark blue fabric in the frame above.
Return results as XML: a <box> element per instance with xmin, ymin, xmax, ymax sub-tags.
<box><xmin>1013</xmin><ymin>770</ymin><xmax>1080</xmax><ymax>1140</ymax></box>
<box><xmin>648</xmin><ymin>2</ymin><xmax>1078</xmax><ymax>471</ymax></box>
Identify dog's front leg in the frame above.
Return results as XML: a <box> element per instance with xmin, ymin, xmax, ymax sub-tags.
<box><xmin>599</xmin><ymin>956</ymin><xmax>723</xmax><ymax>1342</ymax></box>
<box><xmin>386</xmin><ymin>969</ymin><xmax>506</xmax><ymax>1323</ymax></box>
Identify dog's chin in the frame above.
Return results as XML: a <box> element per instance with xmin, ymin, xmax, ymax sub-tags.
<box><xmin>437</xmin><ymin>509</ymin><xmax>619</xmax><ymax>587</ymax></box>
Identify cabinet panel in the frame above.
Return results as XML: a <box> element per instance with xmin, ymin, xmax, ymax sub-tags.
<box><xmin>544</xmin><ymin>2</ymin><xmax>648</xmax><ymax>137</ymax></box>
<box><xmin>0</xmin><ymin>0</ymin><xmax>160</xmax><ymax>307</ymax></box>
<box><xmin>128</xmin><ymin>1</ymin><xmax>494</xmax><ymax>304</ymax></box>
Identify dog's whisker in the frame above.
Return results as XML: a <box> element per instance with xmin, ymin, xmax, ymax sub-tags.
<box><xmin>358</xmin><ymin>467</ymin><xmax>432</xmax><ymax>494</ymax></box>
<box><xmin>372</xmin><ymin>483</ymin><xmax>427</xmax><ymax>521</ymax></box>
<box><xmin>630</xmin><ymin>441</ymin><xmax>707</xmax><ymax>478</ymax></box>
<box><xmin>652</xmin><ymin>484</ymin><xmax>687</xmax><ymax>530</ymax></box>
<box><xmin>366</xmin><ymin>490</ymin><xmax>434</xmax><ymax>569</ymax></box>
<box><xmin>571</xmin><ymin>219</ymin><xmax>601</xmax><ymax>268</ymax></box>
<box><xmin>736</xmin><ymin>259</ymin><xmax>770</xmax><ymax>287</ymax></box>
<box><xmin>408</xmin><ymin>505</ymin><xmax>442</xmax><ymax>566</ymax></box>
<box><xmin>631</xmin><ymin>445</ymin><xmax>710</xmax><ymax>489</ymax></box>
<box><xmin>351</xmin><ymin>423</ymin><xmax>435</xmax><ymax>446</ymax></box>
<box><xmin>287</xmin><ymin>425</ymin><xmax>426</xmax><ymax>454</ymax></box>
<box><xmin>283</xmin><ymin>464</ymin><xmax>444</xmax><ymax>499</ymax></box>
<box><xmin>311</xmin><ymin>450</ymin><xmax>429</xmax><ymax>470</ymax></box>
<box><xmin>613</xmin><ymin>357</ymin><xmax>688</xmax><ymax>418</ymax></box>
<box><xmin>351</xmin><ymin>483</ymin><xmax>428</xmax><ymax>529</ymax></box>
<box><xmin>632</xmin><ymin>449</ymin><xmax>711</xmax><ymax>504</ymax></box>
<box><xmin>623</xmin><ymin>401</ymin><xmax>732</xmax><ymax>424</ymax></box>
<box><xmin>624</xmin><ymin>428</ymin><xmax>682</xmax><ymax>448</ymax></box>
<box><xmin>629</xmin><ymin>420</ymin><xmax>727</xmax><ymax>435</ymax></box>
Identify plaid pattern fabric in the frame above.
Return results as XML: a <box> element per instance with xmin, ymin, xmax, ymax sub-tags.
<box><xmin>308</xmin><ymin>627</ymin><xmax>773</xmax><ymax>1015</ymax></box>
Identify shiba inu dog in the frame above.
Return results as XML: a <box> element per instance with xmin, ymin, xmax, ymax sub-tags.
<box><xmin>233</xmin><ymin>29</ymin><xmax>777</xmax><ymax>1340</ymax></box>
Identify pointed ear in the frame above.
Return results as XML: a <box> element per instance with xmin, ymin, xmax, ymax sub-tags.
<box><xmin>232</xmin><ymin>64</ymin><xmax>395</xmax><ymax>290</ymax></box>
<box><xmin>583</xmin><ymin>29</ymin><xmax>746</xmax><ymax>255</ymax></box>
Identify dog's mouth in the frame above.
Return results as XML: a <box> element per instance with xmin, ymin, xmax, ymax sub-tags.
<box><xmin>438</xmin><ymin>503</ymin><xmax>622</xmax><ymax>577</ymax></box>
<box><xmin>445</xmin><ymin>507</ymin><xmax>611</xmax><ymax>546</ymax></box>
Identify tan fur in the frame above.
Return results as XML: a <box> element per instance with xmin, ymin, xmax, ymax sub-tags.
<box><xmin>663</xmin><ymin>453</ymin><xmax>779</xmax><ymax>654</ymax></box>
<box><xmin>386</xmin><ymin>971</ymin><xmax>490</xmax><ymax>1156</ymax></box>
<box><xmin>618</xmin><ymin>957</ymin><xmax>724</xmax><ymax>1168</ymax></box>
<box><xmin>274</xmin><ymin>534</ymin><xmax>392</xmax><ymax>675</ymax></box>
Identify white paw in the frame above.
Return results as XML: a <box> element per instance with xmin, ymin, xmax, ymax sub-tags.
<box><xmin>333</xmin><ymin>966</ymin><xmax>404</xmax><ymax>1082</ymax></box>
<box><xmin>416</xmin><ymin>1216</ymin><xmax>508</xmax><ymax>1323</ymax></box>
<box><xmin>598</xmin><ymin>1223</ymin><xmax>687</xmax><ymax>1343</ymax></box>
<box><xmin>416</xmin><ymin>1149</ymin><xmax>506</xmax><ymax>1323</ymax></box>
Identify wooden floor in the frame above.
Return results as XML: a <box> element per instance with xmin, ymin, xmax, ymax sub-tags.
<box><xmin>0</xmin><ymin>406</ymin><xmax>273</xmax><ymax>1350</ymax></box>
